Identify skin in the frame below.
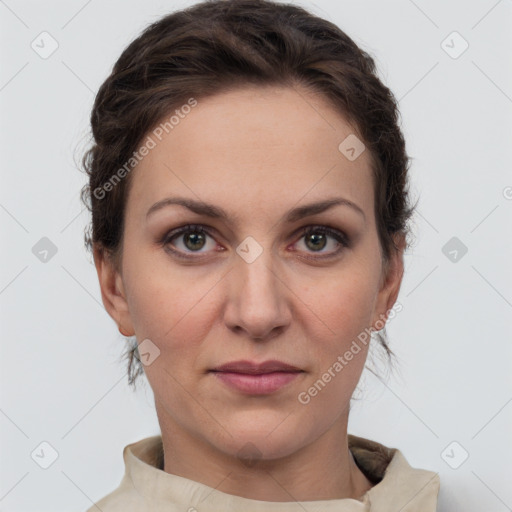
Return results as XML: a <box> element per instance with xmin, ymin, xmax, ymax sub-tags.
<box><xmin>94</xmin><ymin>84</ymin><xmax>405</xmax><ymax>502</ymax></box>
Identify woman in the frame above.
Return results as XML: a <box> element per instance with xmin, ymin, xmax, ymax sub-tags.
<box><xmin>81</xmin><ymin>0</ymin><xmax>440</xmax><ymax>509</ymax></box>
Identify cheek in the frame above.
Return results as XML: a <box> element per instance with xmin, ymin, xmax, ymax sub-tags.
<box><xmin>123</xmin><ymin>236</ymin><xmax>203</xmax><ymax>323</ymax></box>
<box><xmin>122</xmin><ymin>251</ymin><xmax>222</xmax><ymax>367</ymax></box>
<box><xmin>297</xmin><ymin>261</ymin><xmax>380</xmax><ymax>401</ymax></box>
<box><xmin>122</xmin><ymin>260</ymin><xmax>217</xmax><ymax>407</ymax></box>
<box><xmin>296</xmin><ymin>275</ymin><xmax>375</xmax><ymax>417</ymax></box>
<box><xmin>312</xmin><ymin>264</ymin><xmax>380</xmax><ymax>340</ymax></box>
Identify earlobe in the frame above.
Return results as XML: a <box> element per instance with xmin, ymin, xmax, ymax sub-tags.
<box><xmin>118</xmin><ymin>325</ymin><xmax>133</xmax><ymax>337</ymax></box>
<box><xmin>93</xmin><ymin>245</ymin><xmax>135</xmax><ymax>336</ymax></box>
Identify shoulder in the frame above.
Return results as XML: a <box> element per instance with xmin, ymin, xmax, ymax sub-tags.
<box><xmin>85</xmin><ymin>483</ymin><xmax>144</xmax><ymax>512</ymax></box>
<box><xmin>84</xmin><ymin>436</ymin><xmax>163</xmax><ymax>512</ymax></box>
<box><xmin>348</xmin><ymin>433</ymin><xmax>440</xmax><ymax>511</ymax></box>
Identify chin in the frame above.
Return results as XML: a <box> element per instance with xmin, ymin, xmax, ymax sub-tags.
<box><xmin>211</xmin><ymin>414</ymin><xmax>313</xmax><ymax>462</ymax></box>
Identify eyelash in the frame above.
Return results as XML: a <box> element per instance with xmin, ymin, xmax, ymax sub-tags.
<box><xmin>158</xmin><ymin>224</ymin><xmax>350</xmax><ymax>261</ymax></box>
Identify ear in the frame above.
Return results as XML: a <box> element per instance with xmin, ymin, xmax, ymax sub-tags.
<box><xmin>371</xmin><ymin>233</ymin><xmax>406</xmax><ymax>329</ymax></box>
<box><xmin>93</xmin><ymin>244</ymin><xmax>135</xmax><ymax>337</ymax></box>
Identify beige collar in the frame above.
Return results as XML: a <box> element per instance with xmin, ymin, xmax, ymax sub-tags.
<box><xmin>91</xmin><ymin>434</ymin><xmax>440</xmax><ymax>511</ymax></box>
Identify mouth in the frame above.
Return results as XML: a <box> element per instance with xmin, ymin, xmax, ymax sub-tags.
<box><xmin>209</xmin><ymin>360</ymin><xmax>304</xmax><ymax>394</ymax></box>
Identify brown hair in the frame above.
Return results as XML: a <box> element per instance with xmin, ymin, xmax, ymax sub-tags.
<box><xmin>80</xmin><ymin>0</ymin><xmax>416</xmax><ymax>387</ymax></box>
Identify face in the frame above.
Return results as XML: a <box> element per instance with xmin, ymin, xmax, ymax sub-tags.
<box><xmin>96</xmin><ymin>85</ymin><xmax>404</xmax><ymax>461</ymax></box>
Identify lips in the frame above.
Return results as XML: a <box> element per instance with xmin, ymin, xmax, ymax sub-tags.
<box><xmin>210</xmin><ymin>360</ymin><xmax>304</xmax><ymax>394</ymax></box>
<box><xmin>210</xmin><ymin>359</ymin><xmax>303</xmax><ymax>374</ymax></box>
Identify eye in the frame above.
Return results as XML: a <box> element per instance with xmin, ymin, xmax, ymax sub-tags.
<box><xmin>159</xmin><ymin>224</ymin><xmax>220</xmax><ymax>259</ymax></box>
<box><xmin>158</xmin><ymin>224</ymin><xmax>350</xmax><ymax>261</ymax></box>
<box><xmin>292</xmin><ymin>225</ymin><xmax>350</xmax><ymax>259</ymax></box>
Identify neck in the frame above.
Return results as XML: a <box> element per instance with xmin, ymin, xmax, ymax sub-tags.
<box><xmin>156</xmin><ymin>402</ymin><xmax>373</xmax><ymax>502</ymax></box>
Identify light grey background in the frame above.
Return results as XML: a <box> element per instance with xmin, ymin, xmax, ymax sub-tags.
<box><xmin>1</xmin><ymin>0</ymin><xmax>511</xmax><ymax>511</ymax></box>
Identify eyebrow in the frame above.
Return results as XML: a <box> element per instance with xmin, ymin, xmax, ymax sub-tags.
<box><xmin>146</xmin><ymin>196</ymin><xmax>366</xmax><ymax>223</ymax></box>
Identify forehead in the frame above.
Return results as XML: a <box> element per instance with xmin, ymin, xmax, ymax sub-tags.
<box><xmin>127</xmin><ymin>85</ymin><xmax>375</xmax><ymax>225</ymax></box>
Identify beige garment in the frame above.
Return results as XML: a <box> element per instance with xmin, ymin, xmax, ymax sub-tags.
<box><xmin>86</xmin><ymin>434</ymin><xmax>440</xmax><ymax>511</ymax></box>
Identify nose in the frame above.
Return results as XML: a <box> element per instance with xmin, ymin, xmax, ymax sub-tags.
<box><xmin>222</xmin><ymin>248</ymin><xmax>292</xmax><ymax>341</ymax></box>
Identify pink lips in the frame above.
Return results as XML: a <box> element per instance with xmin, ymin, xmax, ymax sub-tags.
<box><xmin>210</xmin><ymin>360</ymin><xmax>303</xmax><ymax>394</ymax></box>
